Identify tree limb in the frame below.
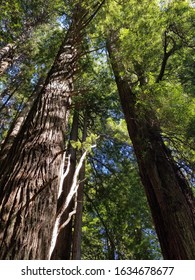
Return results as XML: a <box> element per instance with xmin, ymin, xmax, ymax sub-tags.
<box><xmin>156</xmin><ymin>31</ymin><xmax>177</xmax><ymax>83</ymax></box>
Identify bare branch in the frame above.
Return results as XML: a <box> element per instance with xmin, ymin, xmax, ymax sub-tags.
<box><xmin>156</xmin><ymin>31</ymin><xmax>177</xmax><ymax>83</ymax></box>
<box><xmin>57</xmin><ymin>149</ymin><xmax>88</xmax><ymax>218</ymax></box>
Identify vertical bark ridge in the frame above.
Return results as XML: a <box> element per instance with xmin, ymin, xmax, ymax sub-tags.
<box><xmin>0</xmin><ymin>10</ymin><xmax>81</xmax><ymax>260</ymax></box>
<box><xmin>51</xmin><ymin>109</ymin><xmax>79</xmax><ymax>260</ymax></box>
<box><xmin>107</xmin><ymin>38</ymin><xmax>195</xmax><ymax>259</ymax></box>
<box><xmin>0</xmin><ymin>0</ymin><xmax>106</xmax><ymax>260</ymax></box>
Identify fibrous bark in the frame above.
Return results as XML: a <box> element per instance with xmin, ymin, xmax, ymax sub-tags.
<box><xmin>107</xmin><ymin>38</ymin><xmax>195</xmax><ymax>260</ymax></box>
<box><xmin>50</xmin><ymin>109</ymin><xmax>79</xmax><ymax>260</ymax></box>
<box><xmin>0</xmin><ymin>7</ymin><xmax>81</xmax><ymax>259</ymax></box>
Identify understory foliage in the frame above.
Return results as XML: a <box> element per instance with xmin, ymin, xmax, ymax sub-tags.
<box><xmin>0</xmin><ymin>0</ymin><xmax>194</xmax><ymax>259</ymax></box>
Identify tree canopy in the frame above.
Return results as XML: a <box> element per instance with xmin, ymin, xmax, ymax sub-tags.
<box><xmin>0</xmin><ymin>0</ymin><xmax>194</xmax><ymax>259</ymax></box>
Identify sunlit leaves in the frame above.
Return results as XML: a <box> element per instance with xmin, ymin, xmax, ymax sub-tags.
<box><xmin>1</xmin><ymin>0</ymin><xmax>195</xmax><ymax>259</ymax></box>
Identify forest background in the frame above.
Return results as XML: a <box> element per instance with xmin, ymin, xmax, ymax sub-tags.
<box><xmin>0</xmin><ymin>0</ymin><xmax>195</xmax><ymax>260</ymax></box>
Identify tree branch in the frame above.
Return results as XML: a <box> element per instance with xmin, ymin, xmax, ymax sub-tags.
<box><xmin>156</xmin><ymin>31</ymin><xmax>177</xmax><ymax>83</ymax></box>
<box><xmin>81</xmin><ymin>0</ymin><xmax>106</xmax><ymax>30</ymax></box>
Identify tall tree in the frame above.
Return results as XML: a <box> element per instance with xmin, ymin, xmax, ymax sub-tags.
<box><xmin>0</xmin><ymin>0</ymin><xmax>106</xmax><ymax>260</ymax></box>
<box><xmin>105</xmin><ymin>0</ymin><xmax>195</xmax><ymax>259</ymax></box>
<box><xmin>0</xmin><ymin>3</ymin><xmax>84</xmax><ymax>259</ymax></box>
<box><xmin>0</xmin><ymin>0</ymin><xmax>194</xmax><ymax>260</ymax></box>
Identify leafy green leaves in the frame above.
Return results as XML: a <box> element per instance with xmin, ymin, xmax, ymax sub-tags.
<box><xmin>1</xmin><ymin>0</ymin><xmax>194</xmax><ymax>259</ymax></box>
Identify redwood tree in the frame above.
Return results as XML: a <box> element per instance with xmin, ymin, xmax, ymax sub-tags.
<box><xmin>107</xmin><ymin>35</ymin><xmax>195</xmax><ymax>259</ymax></box>
<box><xmin>0</xmin><ymin>5</ymin><xmax>83</xmax><ymax>260</ymax></box>
<box><xmin>0</xmin><ymin>0</ymin><xmax>106</xmax><ymax>260</ymax></box>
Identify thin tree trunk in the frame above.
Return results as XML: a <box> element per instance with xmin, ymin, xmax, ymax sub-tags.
<box><xmin>0</xmin><ymin>4</ymin><xmax>55</xmax><ymax>76</ymax></box>
<box><xmin>0</xmin><ymin>77</ymin><xmax>44</xmax><ymax>162</ymax></box>
<box><xmin>72</xmin><ymin>112</ymin><xmax>88</xmax><ymax>260</ymax></box>
<box><xmin>0</xmin><ymin>8</ymin><xmax>82</xmax><ymax>259</ymax></box>
<box><xmin>50</xmin><ymin>1</ymin><xmax>107</xmax><ymax>259</ymax></box>
<box><xmin>51</xmin><ymin>109</ymin><xmax>79</xmax><ymax>259</ymax></box>
<box><xmin>0</xmin><ymin>44</ymin><xmax>14</xmax><ymax>62</ymax></box>
<box><xmin>107</xmin><ymin>39</ymin><xmax>195</xmax><ymax>260</ymax></box>
<box><xmin>0</xmin><ymin>44</ymin><xmax>14</xmax><ymax>75</ymax></box>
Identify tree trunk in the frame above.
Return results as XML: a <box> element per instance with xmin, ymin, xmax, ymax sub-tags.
<box><xmin>0</xmin><ymin>77</ymin><xmax>44</xmax><ymax>163</ymax></box>
<box><xmin>72</xmin><ymin>112</ymin><xmax>88</xmax><ymax>260</ymax></box>
<box><xmin>0</xmin><ymin>44</ymin><xmax>14</xmax><ymax>62</ymax></box>
<box><xmin>0</xmin><ymin>9</ymin><xmax>82</xmax><ymax>259</ymax></box>
<box><xmin>107</xmin><ymin>39</ymin><xmax>195</xmax><ymax>260</ymax></box>
<box><xmin>0</xmin><ymin>44</ymin><xmax>14</xmax><ymax>75</ymax></box>
<box><xmin>51</xmin><ymin>109</ymin><xmax>79</xmax><ymax>259</ymax></box>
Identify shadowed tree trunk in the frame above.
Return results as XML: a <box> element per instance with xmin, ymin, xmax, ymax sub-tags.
<box><xmin>51</xmin><ymin>109</ymin><xmax>79</xmax><ymax>260</ymax></box>
<box><xmin>51</xmin><ymin>109</ymin><xmax>88</xmax><ymax>260</ymax></box>
<box><xmin>0</xmin><ymin>6</ymin><xmax>83</xmax><ymax>259</ymax></box>
<box><xmin>0</xmin><ymin>77</ymin><xmax>44</xmax><ymax>163</ymax></box>
<box><xmin>72</xmin><ymin>112</ymin><xmax>88</xmax><ymax>260</ymax></box>
<box><xmin>49</xmin><ymin>1</ymin><xmax>106</xmax><ymax>260</ymax></box>
<box><xmin>107</xmin><ymin>37</ymin><xmax>195</xmax><ymax>260</ymax></box>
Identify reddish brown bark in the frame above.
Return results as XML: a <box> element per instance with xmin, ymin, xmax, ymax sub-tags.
<box><xmin>107</xmin><ymin>39</ymin><xmax>195</xmax><ymax>260</ymax></box>
<box><xmin>0</xmin><ymin>8</ymin><xmax>81</xmax><ymax>259</ymax></box>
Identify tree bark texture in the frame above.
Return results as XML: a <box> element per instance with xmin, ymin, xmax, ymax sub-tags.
<box><xmin>107</xmin><ymin>39</ymin><xmax>195</xmax><ymax>260</ymax></box>
<box><xmin>51</xmin><ymin>109</ymin><xmax>79</xmax><ymax>260</ymax></box>
<box><xmin>0</xmin><ymin>77</ymin><xmax>44</xmax><ymax>164</ymax></box>
<box><xmin>0</xmin><ymin>9</ymin><xmax>82</xmax><ymax>259</ymax></box>
<box><xmin>72</xmin><ymin>112</ymin><xmax>88</xmax><ymax>260</ymax></box>
<box><xmin>50</xmin><ymin>1</ymin><xmax>106</xmax><ymax>259</ymax></box>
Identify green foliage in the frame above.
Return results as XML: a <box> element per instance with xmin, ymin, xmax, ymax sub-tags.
<box><xmin>106</xmin><ymin>117</ymin><xmax>131</xmax><ymax>144</ymax></box>
<box><xmin>70</xmin><ymin>134</ymin><xmax>98</xmax><ymax>151</ymax></box>
<box><xmin>99</xmin><ymin>0</ymin><xmax>195</xmax><ymax>182</ymax></box>
<box><xmin>0</xmin><ymin>0</ymin><xmax>23</xmax><ymax>43</ymax></box>
<box><xmin>0</xmin><ymin>1</ymin><xmax>65</xmax><ymax>142</ymax></box>
<box><xmin>0</xmin><ymin>0</ymin><xmax>64</xmax><ymax>45</ymax></box>
<box><xmin>82</xmin><ymin>137</ymin><xmax>161</xmax><ymax>259</ymax></box>
<box><xmin>1</xmin><ymin>0</ymin><xmax>194</xmax><ymax>259</ymax></box>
